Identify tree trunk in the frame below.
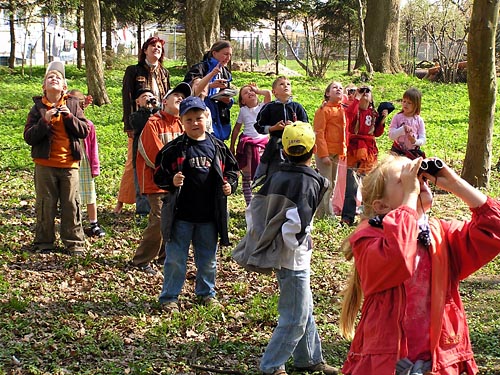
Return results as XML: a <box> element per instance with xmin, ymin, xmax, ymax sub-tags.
<box><xmin>8</xmin><ymin>7</ymin><xmax>15</xmax><ymax>69</ymax></box>
<box><xmin>185</xmin><ymin>0</ymin><xmax>221</xmax><ymax>66</ymax></box>
<box><xmin>76</xmin><ymin>5</ymin><xmax>83</xmax><ymax>69</ymax></box>
<box><xmin>103</xmin><ymin>10</ymin><xmax>113</xmax><ymax>69</ymax></box>
<box><xmin>83</xmin><ymin>0</ymin><xmax>110</xmax><ymax>105</ymax></box>
<box><xmin>363</xmin><ymin>0</ymin><xmax>401</xmax><ymax>73</ymax></box>
<box><xmin>355</xmin><ymin>0</ymin><xmax>373</xmax><ymax>75</ymax></box>
<box><xmin>462</xmin><ymin>0</ymin><xmax>500</xmax><ymax>187</ymax></box>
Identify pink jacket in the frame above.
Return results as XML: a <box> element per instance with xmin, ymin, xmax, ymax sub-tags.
<box><xmin>83</xmin><ymin>120</ymin><xmax>100</xmax><ymax>177</ymax></box>
<box><xmin>343</xmin><ymin>198</ymin><xmax>500</xmax><ymax>375</ymax></box>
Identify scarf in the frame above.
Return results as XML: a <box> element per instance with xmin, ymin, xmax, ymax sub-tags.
<box><xmin>145</xmin><ymin>61</ymin><xmax>168</xmax><ymax>100</ymax></box>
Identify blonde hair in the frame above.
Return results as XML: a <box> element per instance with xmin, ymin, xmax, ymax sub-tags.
<box><xmin>339</xmin><ymin>155</ymin><xmax>404</xmax><ymax>339</ymax></box>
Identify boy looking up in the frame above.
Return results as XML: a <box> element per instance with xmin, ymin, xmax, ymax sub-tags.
<box><xmin>24</xmin><ymin>61</ymin><xmax>89</xmax><ymax>255</ymax></box>
<box><xmin>253</xmin><ymin>76</ymin><xmax>308</xmax><ymax>186</ymax></box>
<box><xmin>233</xmin><ymin>122</ymin><xmax>338</xmax><ymax>375</ymax></box>
<box><xmin>154</xmin><ymin>96</ymin><xmax>239</xmax><ymax>311</ymax></box>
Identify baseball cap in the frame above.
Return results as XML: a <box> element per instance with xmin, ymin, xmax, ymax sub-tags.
<box><xmin>135</xmin><ymin>87</ymin><xmax>155</xmax><ymax>100</ymax></box>
<box><xmin>163</xmin><ymin>82</ymin><xmax>192</xmax><ymax>100</ymax></box>
<box><xmin>179</xmin><ymin>96</ymin><xmax>207</xmax><ymax>116</ymax></box>
<box><xmin>282</xmin><ymin>121</ymin><xmax>316</xmax><ymax>156</ymax></box>
<box><xmin>45</xmin><ymin>60</ymin><xmax>65</xmax><ymax>79</ymax></box>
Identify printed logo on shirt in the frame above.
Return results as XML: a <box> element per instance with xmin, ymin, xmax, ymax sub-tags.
<box><xmin>188</xmin><ymin>156</ymin><xmax>212</xmax><ymax>169</ymax></box>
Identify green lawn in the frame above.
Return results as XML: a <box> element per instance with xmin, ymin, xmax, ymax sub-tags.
<box><xmin>0</xmin><ymin>61</ymin><xmax>499</xmax><ymax>374</ymax></box>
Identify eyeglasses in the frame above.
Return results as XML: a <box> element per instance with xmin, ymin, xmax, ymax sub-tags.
<box><xmin>359</xmin><ymin>87</ymin><xmax>371</xmax><ymax>94</ymax></box>
<box><xmin>347</xmin><ymin>89</ymin><xmax>356</xmax><ymax>95</ymax></box>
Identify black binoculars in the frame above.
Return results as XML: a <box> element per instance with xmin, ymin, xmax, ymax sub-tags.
<box><xmin>359</xmin><ymin>87</ymin><xmax>371</xmax><ymax>94</ymax></box>
<box><xmin>419</xmin><ymin>158</ymin><xmax>444</xmax><ymax>176</ymax></box>
<box><xmin>146</xmin><ymin>98</ymin><xmax>158</xmax><ymax>107</ymax></box>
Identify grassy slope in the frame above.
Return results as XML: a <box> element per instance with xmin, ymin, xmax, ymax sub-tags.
<box><xmin>0</xmin><ymin>62</ymin><xmax>499</xmax><ymax>375</ymax></box>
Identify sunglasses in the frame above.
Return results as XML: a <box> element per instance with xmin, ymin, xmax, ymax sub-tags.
<box><xmin>347</xmin><ymin>89</ymin><xmax>357</xmax><ymax>95</ymax></box>
<box><xmin>359</xmin><ymin>87</ymin><xmax>371</xmax><ymax>94</ymax></box>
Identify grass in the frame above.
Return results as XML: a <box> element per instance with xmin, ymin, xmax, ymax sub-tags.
<box><xmin>0</xmin><ymin>60</ymin><xmax>499</xmax><ymax>374</ymax></box>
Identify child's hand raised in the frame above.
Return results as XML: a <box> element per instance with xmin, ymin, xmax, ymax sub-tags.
<box><xmin>401</xmin><ymin>158</ymin><xmax>421</xmax><ymax>208</ymax></box>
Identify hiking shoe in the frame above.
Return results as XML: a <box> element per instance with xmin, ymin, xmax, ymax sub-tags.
<box><xmin>67</xmin><ymin>247</ymin><xmax>85</xmax><ymax>257</ymax></box>
<box><xmin>88</xmin><ymin>222</ymin><xmax>106</xmax><ymax>237</ymax></box>
<box><xmin>294</xmin><ymin>362</ymin><xmax>339</xmax><ymax>375</ymax></box>
<box><xmin>199</xmin><ymin>296</ymin><xmax>223</xmax><ymax>308</ymax></box>
<box><xmin>161</xmin><ymin>301</ymin><xmax>179</xmax><ymax>313</ymax></box>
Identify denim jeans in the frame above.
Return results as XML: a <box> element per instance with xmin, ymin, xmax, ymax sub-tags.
<box><xmin>159</xmin><ymin>220</ymin><xmax>218</xmax><ymax>303</ymax></box>
<box><xmin>260</xmin><ymin>267</ymin><xmax>323</xmax><ymax>374</ymax></box>
<box><xmin>341</xmin><ymin>167</ymin><xmax>359</xmax><ymax>224</ymax></box>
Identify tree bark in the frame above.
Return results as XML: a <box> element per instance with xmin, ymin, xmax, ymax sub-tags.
<box><xmin>363</xmin><ymin>0</ymin><xmax>401</xmax><ymax>73</ymax></box>
<box><xmin>8</xmin><ymin>5</ymin><xmax>15</xmax><ymax>69</ymax></box>
<box><xmin>83</xmin><ymin>0</ymin><xmax>110</xmax><ymax>105</ymax></box>
<box><xmin>76</xmin><ymin>5</ymin><xmax>83</xmax><ymax>69</ymax></box>
<box><xmin>462</xmin><ymin>0</ymin><xmax>500</xmax><ymax>187</ymax></box>
<box><xmin>355</xmin><ymin>0</ymin><xmax>373</xmax><ymax>75</ymax></box>
<box><xmin>185</xmin><ymin>0</ymin><xmax>221</xmax><ymax>66</ymax></box>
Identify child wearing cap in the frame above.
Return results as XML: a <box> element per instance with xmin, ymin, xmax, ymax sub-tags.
<box><xmin>24</xmin><ymin>62</ymin><xmax>89</xmax><ymax>255</ymax></box>
<box><xmin>232</xmin><ymin>122</ymin><xmax>338</xmax><ymax>375</ymax></box>
<box><xmin>130</xmin><ymin>82</ymin><xmax>191</xmax><ymax>275</ymax></box>
<box><xmin>154</xmin><ymin>96</ymin><xmax>239</xmax><ymax>311</ymax></box>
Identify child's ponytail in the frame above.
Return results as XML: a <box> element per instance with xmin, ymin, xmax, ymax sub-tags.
<box><xmin>339</xmin><ymin>237</ymin><xmax>363</xmax><ymax>340</ymax></box>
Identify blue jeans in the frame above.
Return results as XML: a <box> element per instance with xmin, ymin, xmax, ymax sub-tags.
<box><xmin>260</xmin><ymin>268</ymin><xmax>323</xmax><ymax>374</ymax></box>
<box><xmin>159</xmin><ymin>220</ymin><xmax>218</xmax><ymax>303</ymax></box>
<box><xmin>341</xmin><ymin>167</ymin><xmax>359</xmax><ymax>224</ymax></box>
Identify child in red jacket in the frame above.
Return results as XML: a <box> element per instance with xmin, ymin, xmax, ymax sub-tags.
<box><xmin>339</xmin><ymin>155</ymin><xmax>500</xmax><ymax>375</ymax></box>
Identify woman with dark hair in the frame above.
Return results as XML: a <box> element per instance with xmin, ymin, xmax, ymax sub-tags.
<box><xmin>114</xmin><ymin>36</ymin><xmax>171</xmax><ymax>215</ymax></box>
<box><xmin>183</xmin><ymin>40</ymin><xmax>234</xmax><ymax>141</ymax></box>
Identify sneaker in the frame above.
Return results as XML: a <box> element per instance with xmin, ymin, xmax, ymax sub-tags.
<box><xmin>294</xmin><ymin>362</ymin><xmax>339</xmax><ymax>375</ymax></box>
<box><xmin>89</xmin><ymin>222</ymin><xmax>105</xmax><ymax>237</ymax></box>
<box><xmin>136</xmin><ymin>263</ymin><xmax>157</xmax><ymax>276</ymax></box>
<box><xmin>161</xmin><ymin>301</ymin><xmax>179</xmax><ymax>313</ymax></box>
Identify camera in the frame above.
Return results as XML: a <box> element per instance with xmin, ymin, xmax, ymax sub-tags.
<box><xmin>146</xmin><ymin>97</ymin><xmax>158</xmax><ymax>107</ymax></box>
<box><xmin>419</xmin><ymin>158</ymin><xmax>444</xmax><ymax>176</ymax></box>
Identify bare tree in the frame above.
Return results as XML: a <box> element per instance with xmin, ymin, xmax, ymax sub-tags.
<box><xmin>462</xmin><ymin>0</ymin><xmax>500</xmax><ymax>187</ymax></box>
<box><xmin>83</xmin><ymin>0</ymin><xmax>110</xmax><ymax>105</ymax></box>
<box><xmin>185</xmin><ymin>0</ymin><xmax>221</xmax><ymax>66</ymax></box>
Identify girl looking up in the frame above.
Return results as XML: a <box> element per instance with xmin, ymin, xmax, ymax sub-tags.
<box><xmin>340</xmin><ymin>155</ymin><xmax>500</xmax><ymax>375</ymax></box>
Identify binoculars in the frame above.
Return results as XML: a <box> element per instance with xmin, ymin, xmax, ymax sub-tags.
<box><xmin>419</xmin><ymin>158</ymin><xmax>444</xmax><ymax>176</ymax></box>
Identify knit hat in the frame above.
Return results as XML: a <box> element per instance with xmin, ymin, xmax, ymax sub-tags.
<box><xmin>282</xmin><ymin>121</ymin><xmax>316</xmax><ymax>156</ymax></box>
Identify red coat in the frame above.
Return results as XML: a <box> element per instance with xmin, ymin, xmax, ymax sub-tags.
<box><xmin>343</xmin><ymin>198</ymin><xmax>500</xmax><ymax>375</ymax></box>
<box><xmin>345</xmin><ymin>99</ymin><xmax>383</xmax><ymax>174</ymax></box>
